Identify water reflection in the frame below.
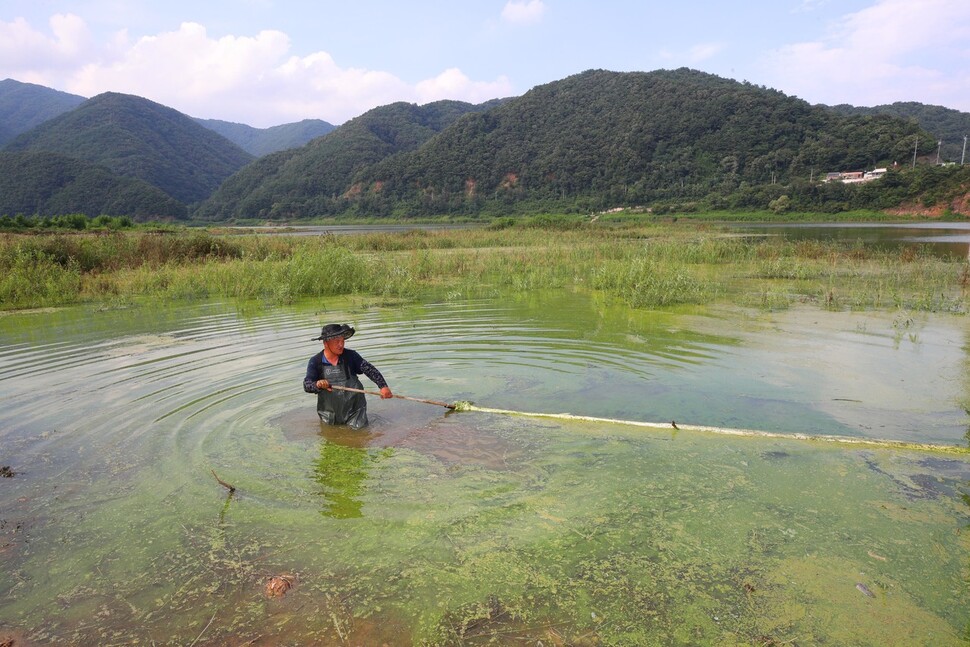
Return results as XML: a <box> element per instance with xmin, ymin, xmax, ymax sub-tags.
<box><xmin>312</xmin><ymin>423</ymin><xmax>388</xmax><ymax>518</ymax></box>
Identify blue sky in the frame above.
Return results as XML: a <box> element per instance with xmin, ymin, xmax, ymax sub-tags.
<box><xmin>2</xmin><ymin>1</ymin><xmax>968</xmax><ymax>127</ymax></box>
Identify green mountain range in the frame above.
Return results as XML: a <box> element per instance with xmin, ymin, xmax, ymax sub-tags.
<box><xmin>2</xmin><ymin>70</ymin><xmax>968</xmax><ymax>221</ymax></box>
<box><xmin>198</xmin><ymin>69</ymin><xmax>944</xmax><ymax>219</ymax></box>
<box><xmin>829</xmin><ymin>102</ymin><xmax>970</xmax><ymax>164</ymax></box>
<box><xmin>194</xmin><ymin>99</ymin><xmax>503</xmax><ymax>220</ymax></box>
<box><xmin>4</xmin><ymin>92</ymin><xmax>254</xmax><ymax>204</ymax></box>
<box><xmin>194</xmin><ymin>117</ymin><xmax>336</xmax><ymax>156</ymax></box>
<box><xmin>0</xmin><ymin>79</ymin><xmax>339</xmax><ymax>156</ymax></box>
<box><xmin>0</xmin><ymin>150</ymin><xmax>186</xmax><ymax>219</ymax></box>
<box><xmin>0</xmin><ymin>79</ymin><xmax>85</xmax><ymax>147</ymax></box>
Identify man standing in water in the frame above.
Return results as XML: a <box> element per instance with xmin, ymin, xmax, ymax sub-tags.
<box><xmin>303</xmin><ymin>323</ymin><xmax>392</xmax><ymax>429</ymax></box>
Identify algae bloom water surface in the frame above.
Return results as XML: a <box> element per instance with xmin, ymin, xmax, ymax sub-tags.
<box><xmin>1</xmin><ymin>291</ymin><xmax>969</xmax><ymax>645</ymax></box>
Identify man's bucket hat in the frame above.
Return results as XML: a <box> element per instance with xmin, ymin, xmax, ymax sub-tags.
<box><xmin>313</xmin><ymin>323</ymin><xmax>355</xmax><ymax>342</ymax></box>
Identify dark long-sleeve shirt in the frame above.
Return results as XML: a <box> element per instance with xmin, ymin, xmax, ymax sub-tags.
<box><xmin>303</xmin><ymin>348</ymin><xmax>388</xmax><ymax>393</ymax></box>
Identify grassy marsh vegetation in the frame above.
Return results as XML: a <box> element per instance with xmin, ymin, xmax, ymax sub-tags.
<box><xmin>1</xmin><ymin>220</ymin><xmax>967</xmax><ymax>314</ymax></box>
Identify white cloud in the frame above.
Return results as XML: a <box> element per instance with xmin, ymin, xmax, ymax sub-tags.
<box><xmin>73</xmin><ymin>23</ymin><xmax>293</xmax><ymax>99</ymax></box>
<box><xmin>763</xmin><ymin>0</ymin><xmax>970</xmax><ymax>109</ymax></box>
<box><xmin>415</xmin><ymin>68</ymin><xmax>512</xmax><ymax>104</ymax></box>
<box><xmin>501</xmin><ymin>0</ymin><xmax>547</xmax><ymax>25</ymax></box>
<box><xmin>0</xmin><ymin>15</ymin><xmax>514</xmax><ymax>126</ymax></box>
<box><xmin>0</xmin><ymin>14</ymin><xmax>93</xmax><ymax>77</ymax></box>
<box><xmin>656</xmin><ymin>42</ymin><xmax>724</xmax><ymax>65</ymax></box>
<box><xmin>687</xmin><ymin>42</ymin><xmax>724</xmax><ymax>63</ymax></box>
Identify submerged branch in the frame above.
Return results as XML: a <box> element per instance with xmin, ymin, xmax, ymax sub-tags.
<box><xmin>188</xmin><ymin>611</ymin><xmax>217</xmax><ymax>647</ymax></box>
<box><xmin>210</xmin><ymin>469</ymin><xmax>236</xmax><ymax>493</ymax></box>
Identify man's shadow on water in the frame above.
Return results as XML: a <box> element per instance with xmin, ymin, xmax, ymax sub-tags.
<box><xmin>312</xmin><ymin>421</ymin><xmax>392</xmax><ymax>519</ymax></box>
<box><xmin>274</xmin><ymin>402</ymin><xmax>462</xmax><ymax>519</ymax></box>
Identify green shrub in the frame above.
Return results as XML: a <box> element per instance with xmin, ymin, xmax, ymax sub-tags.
<box><xmin>0</xmin><ymin>247</ymin><xmax>82</xmax><ymax>306</ymax></box>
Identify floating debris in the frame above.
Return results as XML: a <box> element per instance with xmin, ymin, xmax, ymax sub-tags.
<box><xmin>440</xmin><ymin>594</ymin><xmax>509</xmax><ymax>639</ymax></box>
<box><xmin>867</xmin><ymin>550</ymin><xmax>887</xmax><ymax>562</ymax></box>
<box><xmin>265</xmin><ymin>574</ymin><xmax>294</xmax><ymax>598</ymax></box>
<box><xmin>0</xmin><ymin>466</ymin><xmax>14</xmax><ymax>478</ymax></box>
<box><xmin>856</xmin><ymin>582</ymin><xmax>875</xmax><ymax>598</ymax></box>
<box><xmin>762</xmin><ymin>451</ymin><xmax>790</xmax><ymax>460</ymax></box>
<box><xmin>210</xmin><ymin>469</ymin><xmax>235</xmax><ymax>493</ymax></box>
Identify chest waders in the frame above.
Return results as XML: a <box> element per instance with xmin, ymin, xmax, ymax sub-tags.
<box><xmin>318</xmin><ymin>356</ymin><xmax>369</xmax><ymax>429</ymax></box>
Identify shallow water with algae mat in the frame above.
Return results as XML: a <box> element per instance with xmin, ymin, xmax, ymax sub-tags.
<box><xmin>1</xmin><ymin>291</ymin><xmax>969</xmax><ymax>645</ymax></box>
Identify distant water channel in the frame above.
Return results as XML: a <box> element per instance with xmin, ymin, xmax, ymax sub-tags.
<box><xmin>1</xmin><ymin>290</ymin><xmax>969</xmax><ymax>644</ymax></box>
<box><xmin>730</xmin><ymin>221</ymin><xmax>970</xmax><ymax>259</ymax></box>
<box><xmin>235</xmin><ymin>221</ymin><xmax>970</xmax><ymax>258</ymax></box>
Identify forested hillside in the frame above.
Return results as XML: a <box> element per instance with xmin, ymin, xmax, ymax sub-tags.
<box><xmin>194</xmin><ymin>99</ymin><xmax>501</xmax><ymax>220</ymax></box>
<box><xmin>360</xmin><ymin>69</ymin><xmax>932</xmax><ymax>216</ymax></box>
<box><xmin>198</xmin><ymin>69</ymin><xmax>938</xmax><ymax>220</ymax></box>
<box><xmin>2</xmin><ymin>71</ymin><xmax>965</xmax><ymax>221</ymax></box>
<box><xmin>194</xmin><ymin>117</ymin><xmax>336</xmax><ymax>156</ymax></box>
<box><xmin>0</xmin><ymin>151</ymin><xmax>187</xmax><ymax>219</ymax></box>
<box><xmin>829</xmin><ymin>102</ymin><xmax>970</xmax><ymax>164</ymax></box>
<box><xmin>4</xmin><ymin>92</ymin><xmax>253</xmax><ymax>203</ymax></box>
<box><xmin>0</xmin><ymin>78</ymin><xmax>335</xmax><ymax>157</ymax></box>
<box><xmin>0</xmin><ymin>79</ymin><xmax>86</xmax><ymax>147</ymax></box>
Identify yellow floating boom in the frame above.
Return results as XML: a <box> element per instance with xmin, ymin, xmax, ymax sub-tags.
<box><xmin>457</xmin><ymin>403</ymin><xmax>970</xmax><ymax>455</ymax></box>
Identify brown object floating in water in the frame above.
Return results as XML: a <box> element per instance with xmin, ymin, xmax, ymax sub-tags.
<box><xmin>210</xmin><ymin>469</ymin><xmax>235</xmax><ymax>492</ymax></box>
<box><xmin>265</xmin><ymin>574</ymin><xmax>294</xmax><ymax>598</ymax></box>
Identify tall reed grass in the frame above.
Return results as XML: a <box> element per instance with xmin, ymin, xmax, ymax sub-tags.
<box><xmin>1</xmin><ymin>225</ymin><xmax>966</xmax><ymax>314</ymax></box>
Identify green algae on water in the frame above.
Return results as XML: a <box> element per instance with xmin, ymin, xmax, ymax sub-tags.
<box><xmin>451</xmin><ymin>400</ymin><xmax>475</xmax><ymax>412</ymax></box>
<box><xmin>4</xmin><ymin>413</ymin><xmax>967</xmax><ymax>645</ymax></box>
<box><xmin>2</xmin><ymin>295</ymin><xmax>969</xmax><ymax>645</ymax></box>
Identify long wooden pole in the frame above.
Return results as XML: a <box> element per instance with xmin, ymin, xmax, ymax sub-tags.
<box><xmin>327</xmin><ymin>384</ymin><xmax>455</xmax><ymax>409</ymax></box>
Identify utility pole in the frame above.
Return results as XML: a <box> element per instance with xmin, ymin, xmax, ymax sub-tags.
<box><xmin>936</xmin><ymin>140</ymin><xmax>942</xmax><ymax>165</ymax></box>
<box><xmin>912</xmin><ymin>135</ymin><xmax>918</xmax><ymax>169</ymax></box>
<box><xmin>963</xmin><ymin>135</ymin><xmax>967</xmax><ymax>165</ymax></box>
